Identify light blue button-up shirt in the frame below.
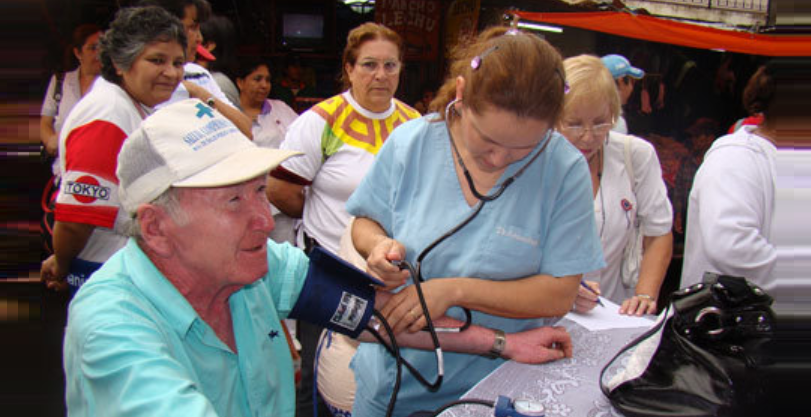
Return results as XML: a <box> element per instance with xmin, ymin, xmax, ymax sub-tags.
<box><xmin>64</xmin><ymin>238</ymin><xmax>309</xmax><ymax>417</ymax></box>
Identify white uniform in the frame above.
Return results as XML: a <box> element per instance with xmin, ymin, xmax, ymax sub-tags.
<box><xmin>612</xmin><ymin>114</ymin><xmax>629</xmax><ymax>134</ymax></box>
<box><xmin>682</xmin><ymin>126</ymin><xmax>777</xmax><ymax>290</ymax></box>
<box><xmin>41</xmin><ymin>69</ymin><xmax>87</xmax><ymax>135</ymax></box>
<box><xmin>252</xmin><ymin>99</ymin><xmax>299</xmax><ymax>149</ymax></box>
<box><xmin>586</xmin><ymin>132</ymin><xmax>672</xmax><ymax>304</ymax></box>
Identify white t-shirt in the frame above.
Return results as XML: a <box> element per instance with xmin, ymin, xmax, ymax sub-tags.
<box><xmin>682</xmin><ymin>126</ymin><xmax>777</xmax><ymax>291</ymax></box>
<box><xmin>585</xmin><ymin>132</ymin><xmax>673</xmax><ymax>304</ymax></box>
<box><xmin>158</xmin><ymin>62</ymin><xmax>234</xmax><ymax>108</ymax></box>
<box><xmin>56</xmin><ymin>77</ymin><xmax>147</xmax><ymax>264</ymax></box>
<box><xmin>278</xmin><ymin>91</ymin><xmax>419</xmax><ymax>253</ymax></box>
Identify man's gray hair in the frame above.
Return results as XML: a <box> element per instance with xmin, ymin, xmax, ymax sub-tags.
<box><xmin>126</xmin><ymin>187</ymin><xmax>188</xmax><ymax>239</ymax></box>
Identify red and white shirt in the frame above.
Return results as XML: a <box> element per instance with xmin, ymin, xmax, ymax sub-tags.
<box><xmin>56</xmin><ymin>77</ymin><xmax>148</xmax><ymax>264</ymax></box>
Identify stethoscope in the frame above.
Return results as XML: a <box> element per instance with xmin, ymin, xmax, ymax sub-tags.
<box><xmin>372</xmin><ymin>99</ymin><xmax>553</xmax><ymax>415</ymax></box>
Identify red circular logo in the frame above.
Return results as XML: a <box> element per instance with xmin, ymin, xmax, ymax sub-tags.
<box><xmin>70</xmin><ymin>175</ymin><xmax>101</xmax><ymax>204</ymax></box>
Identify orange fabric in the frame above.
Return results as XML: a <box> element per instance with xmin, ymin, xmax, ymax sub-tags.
<box><xmin>514</xmin><ymin>11</ymin><xmax>811</xmax><ymax>57</ymax></box>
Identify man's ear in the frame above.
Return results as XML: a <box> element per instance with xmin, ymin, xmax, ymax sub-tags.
<box><xmin>136</xmin><ymin>204</ymin><xmax>174</xmax><ymax>258</ymax></box>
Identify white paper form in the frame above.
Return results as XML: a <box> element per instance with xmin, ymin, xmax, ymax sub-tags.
<box><xmin>564</xmin><ymin>297</ymin><xmax>656</xmax><ymax>331</ymax></box>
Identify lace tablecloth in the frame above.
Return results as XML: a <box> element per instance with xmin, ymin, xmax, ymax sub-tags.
<box><xmin>441</xmin><ymin>318</ymin><xmax>649</xmax><ymax>417</ymax></box>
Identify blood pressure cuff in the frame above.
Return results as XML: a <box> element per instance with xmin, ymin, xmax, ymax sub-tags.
<box><xmin>289</xmin><ymin>247</ymin><xmax>383</xmax><ymax>338</ymax></box>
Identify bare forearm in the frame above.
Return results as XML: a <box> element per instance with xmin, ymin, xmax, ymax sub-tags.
<box><xmin>358</xmin><ymin>315</ymin><xmax>573</xmax><ymax>363</ymax></box>
<box><xmin>636</xmin><ymin>233</ymin><xmax>673</xmax><ymax>298</ymax></box>
<box><xmin>358</xmin><ymin>316</ymin><xmax>488</xmax><ymax>353</ymax></box>
<box><xmin>53</xmin><ymin>221</ymin><xmax>95</xmax><ymax>273</ymax></box>
<box><xmin>266</xmin><ymin>177</ymin><xmax>304</xmax><ymax>218</ymax></box>
<box><xmin>183</xmin><ymin>81</ymin><xmax>253</xmax><ymax>139</ymax></box>
<box><xmin>352</xmin><ymin>217</ymin><xmax>390</xmax><ymax>259</ymax></box>
<box><xmin>451</xmin><ymin>274</ymin><xmax>581</xmax><ymax>318</ymax></box>
<box><xmin>40</xmin><ymin>116</ymin><xmax>58</xmax><ymax>155</ymax></box>
<box><xmin>211</xmin><ymin>98</ymin><xmax>253</xmax><ymax>139</ymax></box>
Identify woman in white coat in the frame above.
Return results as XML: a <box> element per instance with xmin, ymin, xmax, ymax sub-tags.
<box><xmin>563</xmin><ymin>55</ymin><xmax>674</xmax><ymax>316</ymax></box>
<box><xmin>681</xmin><ymin>64</ymin><xmax>778</xmax><ymax>291</ymax></box>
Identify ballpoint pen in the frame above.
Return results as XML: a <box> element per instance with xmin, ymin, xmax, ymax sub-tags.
<box><xmin>580</xmin><ymin>281</ymin><xmax>605</xmax><ymax>307</ymax></box>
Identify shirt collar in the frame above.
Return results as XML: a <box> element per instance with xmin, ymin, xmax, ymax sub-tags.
<box><xmin>123</xmin><ymin>238</ymin><xmax>200</xmax><ymax>338</ymax></box>
<box><xmin>260</xmin><ymin>99</ymin><xmax>272</xmax><ymax>116</ymax></box>
<box><xmin>343</xmin><ymin>90</ymin><xmax>396</xmax><ymax>119</ymax></box>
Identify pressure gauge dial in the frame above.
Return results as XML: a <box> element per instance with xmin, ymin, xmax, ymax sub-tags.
<box><xmin>513</xmin><ymin>398</ymin><xmax>545</xmax><ymax>416</ymax></box>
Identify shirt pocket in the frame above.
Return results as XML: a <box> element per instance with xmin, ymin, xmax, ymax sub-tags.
<box><xmin>480</xmin><ymin>223</ymin><xmax>543</xmax><ymax>280</ymax></box>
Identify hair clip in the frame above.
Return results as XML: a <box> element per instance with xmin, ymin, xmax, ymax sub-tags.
<box><xmin>471</xmin><ymin>45</ymin><xmax>499</xmax><ymax>70</ymax></box>
<box><xmin>556</xmin><ymin>68</ymin><xmax>570</xmax><ymax>94</ymax></box>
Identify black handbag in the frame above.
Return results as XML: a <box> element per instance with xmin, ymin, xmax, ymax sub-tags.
<box><xmin>600</xmin><ymin>273</ymin><xmax>775</xmax><ymax>417</ymax></box>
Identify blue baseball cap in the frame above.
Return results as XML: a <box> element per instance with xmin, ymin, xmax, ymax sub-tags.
<box><xmin>601</xmin><ymin>54</ymin><xmax>645</xmax><ymax>80</ymax></box>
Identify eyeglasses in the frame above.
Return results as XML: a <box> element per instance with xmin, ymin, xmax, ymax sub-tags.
<box><xmin>356</xmin><ymin>59</ymin><xmax>401</xmax><ymax>75</ymax></box>
<box><xmin>560</xmin><ymin>122</ymin><xmax>614</xmax><ymax>139</ymax></box>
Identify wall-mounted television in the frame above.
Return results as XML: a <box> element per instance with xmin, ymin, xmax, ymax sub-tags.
<box><xmin>281</xmin><ymin>12</ymin><xmax>325</xmax><ymax>51</ymax></box>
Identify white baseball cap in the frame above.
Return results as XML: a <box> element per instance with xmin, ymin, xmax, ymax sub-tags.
<box><xmin>117</xmin><ymin>99</ymin><xmax>301</xmax><ymax>214</ymax></box>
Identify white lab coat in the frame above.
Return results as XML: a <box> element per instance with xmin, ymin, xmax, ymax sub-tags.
<box><xmin>682</xmin><ymin>126</ymin><xmax>777</xmax><ymax>291</ymax></box>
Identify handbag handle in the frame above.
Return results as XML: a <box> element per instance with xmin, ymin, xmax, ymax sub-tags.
<box><xmin>599</xmin><ymin>304</ymin><xmax>670</xmax><ymax>397</ymax></box>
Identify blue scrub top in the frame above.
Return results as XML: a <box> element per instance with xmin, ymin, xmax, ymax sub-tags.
<box><xmin>346</xmin><ymin>115</ymin><xmax>605</xmax><ymax>416</ymax></box>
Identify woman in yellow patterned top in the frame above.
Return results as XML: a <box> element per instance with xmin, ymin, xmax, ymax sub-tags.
<box><xmin>266</xmin><ymin>22</ymin><xmax>419</xmax><ymax>417</ymax></box>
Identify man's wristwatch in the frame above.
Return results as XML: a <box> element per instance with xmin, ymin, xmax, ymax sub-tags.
<box><xmin>206</xmin><ymin>96</ymin><xmax>216</xmax><ymax>107</ymax></box>
<box><xmin>486</xmin><ymin>329</ymin><xmax>507</xmax><ymax>359</ymax></box>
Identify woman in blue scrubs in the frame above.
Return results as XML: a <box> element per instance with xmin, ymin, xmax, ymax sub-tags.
<box><xmin>345</xmin><ymin>26</ymin><xmax>605</xmax><ymax>417</ymax></box>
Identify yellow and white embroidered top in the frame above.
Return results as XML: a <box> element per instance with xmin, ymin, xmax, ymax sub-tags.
<box><xmin>279</xmin><ymin>91</ymin><xmax>420</xmax><ymax>253</ymax></box>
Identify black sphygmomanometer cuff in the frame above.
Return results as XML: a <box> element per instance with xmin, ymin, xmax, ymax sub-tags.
<box><xmin>289</xmin><ymin>247</ymin><xmax>383</xmax><ymax>338</ymax></box>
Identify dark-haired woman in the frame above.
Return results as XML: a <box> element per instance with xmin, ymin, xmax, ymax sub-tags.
<box><xmin>237</xmin><ymin>61</ymin><xmax>298</xmax><ymax>149</ymax></box>
<box><xmin>40</xmin><ymin>6</ymin><xmax>186</xmax><ymax>295</ymax></box>
<box><xmin>236</xmin><ymin>60</ymin><xmax>299</xmax><ymax>244</ymax></box>
<box><xmin>346</xmin><ymin>27</ymin><xmax>603</xmax><ymax>416</ymax></box>
<box><xmin>40</xmin><ymin>24</ymin><xmax>102</xmax><ymax>167</ymax></box>
<box><xmin>682</xmin><ymin>65</ymin><xmax>778</xmax><ymax>291</ymax></box>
